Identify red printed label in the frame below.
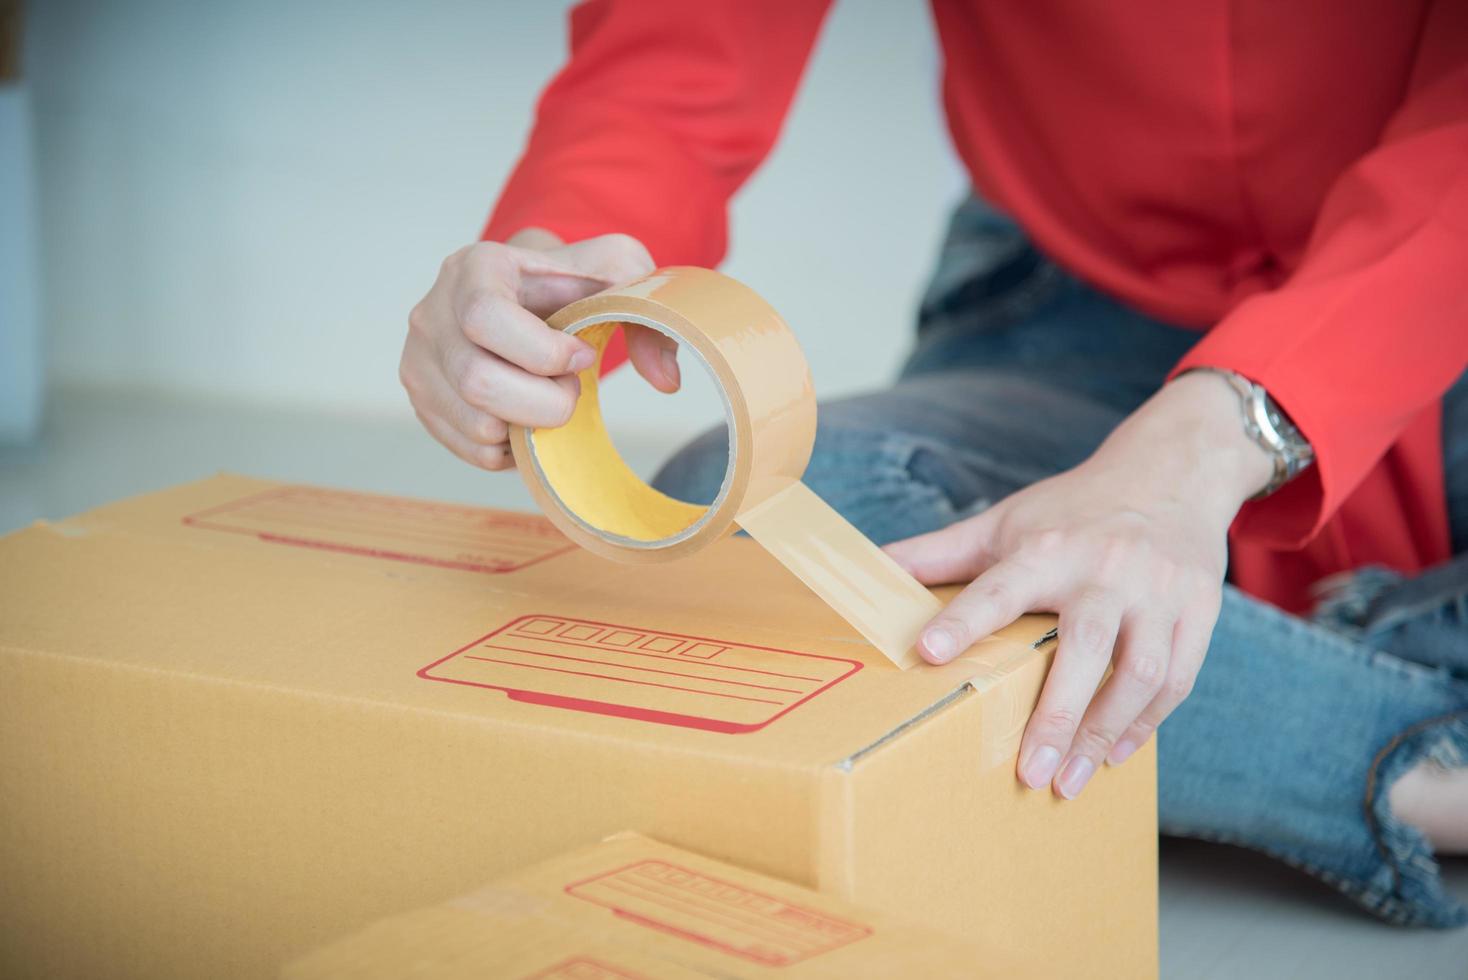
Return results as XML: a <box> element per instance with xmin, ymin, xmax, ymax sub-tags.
<box><xmin>565</xmin><ymin>860</ymin><xmax>871</xmax><ymax>966</ymax></box>
<box><xmin>418</xmin><ymin>615</ymin><xmax>861</xmax><ymax>734</ymax></box>
<box><xmin>183</xmin><ymin>486</ymin><xmax>573</xmax><ymax>573</ymax></box>
<box><xmin>523</xmin><ymin>957</ymin><xmax>647</xmax><ymax>980</ymax></box>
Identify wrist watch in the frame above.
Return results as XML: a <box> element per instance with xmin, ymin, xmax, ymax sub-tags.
<box><xmin>1183</xmin><ymin>367</ymin><xmax>1315</xmax><ymax>500</ymax></box>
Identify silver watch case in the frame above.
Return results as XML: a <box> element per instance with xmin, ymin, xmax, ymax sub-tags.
<box><xmin>1194</xmin><ymin>368</ymin><xmax>1315</xmax><ymax>499</ymax></box>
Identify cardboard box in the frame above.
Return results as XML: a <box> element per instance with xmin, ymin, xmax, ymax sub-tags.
<box><xmin>0</xmin><ymin>476</ymin><xmax>1157</xmax><ymax>979</ymax></box>
<box><xmin>282</xmin><ymin>831</ymin><xmax>1023</xmax><ymax>979</ymax></box>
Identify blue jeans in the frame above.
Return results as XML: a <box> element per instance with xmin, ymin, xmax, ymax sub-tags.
<box><xmin>655</xmin><ymin>198</ymin><xmax>1468</xmax><ymax>928</ymax></box>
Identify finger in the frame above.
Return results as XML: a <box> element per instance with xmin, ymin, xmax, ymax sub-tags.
<box><xmin>883</xmin><ymin>508</ymin><xmax>1002</xmax><ymax>586</ymax></box>
<box><xmin>916</xmin><ymin>555</ymin><xmax>1050</xmax><ymax>665</ymax></box>
<box><xmin>412</xmin><ymin>358</ymin><xmax>511</xmax><ymax>446</ymax></box>
<box><xmin>455</xmin><ymin>286</ymin><xmax>596</xmax><ymax>378</ymax></box>
<box><xmin>1016</xmin><ymin>590</ymin><xmax>1122</xmax><ymax>792</ymax></box>
<box><xmin>415</xmin><ymin>408</ymin><xmax>515</xmax><ymax>472</ymax></box>
<box><xmin>460</xmin><ymin>241</ymin><xmax>610</xmax><ymax>320</ymax></box>
<box><xmin>517</xmin><ymin>234</ymin><xmax>655</xmax><ymax>315</ymax></box>
<box><xmin>504</xmin><ymin>227</ymin><xmax>564</xmax><ymax>251</ymax></box>
<box><xmin>1108</xmin><ymin>595</ymin><xmax>1219</xmax><ymax>766</ymax></box>
<box><xmin>625</xmin><ymin>324</ymin><xmax>681</xmax><ymax>393</ymax></box>
<box><xmin>1052</xmin><ymin>612</ymin><xmax>1171</xmax><ymax>799</ymax></box>
<box><xmin>549</xmin><ymin>233</ymin><xmax>656</xmax><ymax>284</ymax></box>
<box><xmin>446</xmin><ymin>344</ymin><xmax>582</xmax><ymax>428</ymax></box>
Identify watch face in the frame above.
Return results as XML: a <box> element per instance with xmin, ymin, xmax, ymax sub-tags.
<box><xmin>1263</xmin><ymin>396</ymin><xmax>1293</xmax><ymax>437</ymax></box>
<box><xmin>1263</xmin><ymin>395</ymin><xmax>1312</xmax><ymax>463</ymax></box>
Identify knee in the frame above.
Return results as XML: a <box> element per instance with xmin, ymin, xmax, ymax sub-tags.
<box><xmin>651</xmin><ymin>402</ymin><xmax>1009</xmax><ymax>546</ymax></box>
<box><xmin>802</xmin><ymin>402</ymin><xmax>1025</xmax><ymax>544</ymax></box>
<box><xmin>802</xmin><ymin>429</ymin><xmax>976</xmax><ymax>544</ymax></box>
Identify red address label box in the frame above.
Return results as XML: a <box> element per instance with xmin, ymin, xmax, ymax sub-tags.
<box><xmin>418</xmin><ymin>615</ymin><xmax>862</xmax><ymax>734</ymax></box>
<box><xmin>183</xmin><ymin>486</ymin><xmax>573</xmax><ymax>573</ymax></box>
<box><xmin>565</xmin><ymin>860</ymin><xmax>872</xmax><ymax>966</ymax></box>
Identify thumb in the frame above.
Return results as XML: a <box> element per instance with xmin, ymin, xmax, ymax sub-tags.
<box><xmin>517</xmin><ymin>234</ymin><xmax>657</xmax><ymax>317</ymax></box>
<box><xmin>516</xmin><ymin>234</ymin><xmax>672</xmax><ymax>391</ymax></box>
<box><xmin>624</xmin><ymin>324</ymin><xmax>681</xmax><ymax>393</ymax></box>
<box><xmin>883</xmin><ymin>508</ymin><xmax>1002</xmax><ymax>585</ymax></box>
<box><xmin>511</xmin><ymin>249</ymin><xmax>613</xmax><ymax>318</ymax></box>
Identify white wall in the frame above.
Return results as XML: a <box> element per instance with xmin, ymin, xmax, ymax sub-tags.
<box><xmin>1</xmin><ymin>79</ymin><xmax>42</xmax><ymax>443</ymax></box>
<box><xmin>31</xmin><ymin>0</ymin><xmax>965</xmax><ymax>441</ymax></box>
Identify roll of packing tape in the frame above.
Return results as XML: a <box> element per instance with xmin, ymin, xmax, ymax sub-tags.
<box><xmin>510</xmin><ymin>267</ymin><xmax>941</xmax><ymax>669</ymax></box>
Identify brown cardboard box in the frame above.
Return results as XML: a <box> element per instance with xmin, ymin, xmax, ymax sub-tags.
<box><xmin>0</xmin><ymin>476</ymin><xmax>1157</xmax><ymax>979</ymax></box>
<box><xmin>282</xmin><ymin>831</ymin><xmax>1023</xmax><ymax>979</ymax></box>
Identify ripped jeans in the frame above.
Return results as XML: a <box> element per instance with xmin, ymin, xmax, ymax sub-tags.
<box><xmin>653</xmin><ymin>198</ymin><xmax>1468</xmax><ymax>928</ymax></box>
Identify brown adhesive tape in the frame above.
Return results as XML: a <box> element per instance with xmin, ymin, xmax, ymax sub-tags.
<box><xmin>510</xmin><ymin>267</ymin><xmax>941</xmax><ymax>669</ymax></box>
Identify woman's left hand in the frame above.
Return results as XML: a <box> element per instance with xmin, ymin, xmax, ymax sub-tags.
<box><xmin>884</xmin><ymin>372</ymin><xmax>1275</xmax><ymax>800</ymax></box>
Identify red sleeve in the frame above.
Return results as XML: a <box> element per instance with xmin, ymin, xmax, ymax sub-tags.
<box><xmin>1172</xmin><ymin>4</ymin><xmax>1468</xmax><ymax>549</ymax></box>
<box><xmin>483</xmin><ymin>0</ymin><xmax>832</xmax><ymax>267</ymax></box>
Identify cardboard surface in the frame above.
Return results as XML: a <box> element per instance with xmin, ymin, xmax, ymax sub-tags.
<box><xmin>0</xmin><ymin>476</ymin><xmax>1157</xmax><ymax>978</ymax></box>
<box><xmin>282</xmin><ymin>832</ymin><xmax>1020</xmax><ymax>978</ymax></box>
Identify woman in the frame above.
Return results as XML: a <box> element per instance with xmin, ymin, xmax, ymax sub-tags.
<box><xmin>399</xmin><ymin>1</ymin><xmax>1468</xmax><ymax>926</ymax></box>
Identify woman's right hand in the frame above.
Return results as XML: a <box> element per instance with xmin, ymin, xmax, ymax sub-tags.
<box><xmin>399</xmin><ymin>230</ymin><xmax>678</xmax><ymax>471</ymax></box>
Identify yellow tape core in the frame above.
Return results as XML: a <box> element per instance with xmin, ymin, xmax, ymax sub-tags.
<box><xmin>527</xmin><ymin>322</ymin><xmax>712</xmax><ymax>544</ymax></box>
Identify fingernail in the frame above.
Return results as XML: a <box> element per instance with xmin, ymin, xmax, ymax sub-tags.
<box><xmin>1021</xmin><ymin>745</ymin><xmax>1060</xmax><ymax>789</ymax></box>
<box><xmin>1106</xmin><ymin>738</ymin><xmax>1138</xmax><ymax>767</ymax></box>
<box><xmin>660</xmin><ymin>347</ymin><xmax>680</xmax><ymax>388</ymax></box>
<box><xmin>921</xmin><ymin>625</ymin><xmax>958</xmax><ymax>663</ymax></box>
<box><xmin>568</xmin><ymin>346</ymin><xmax>596</xmax><ymax>372</ymax></box>
<box><xmin>1055</xmin><ymin>756</ymin><xmax>1095</xmax><ymax>800</ymax></box>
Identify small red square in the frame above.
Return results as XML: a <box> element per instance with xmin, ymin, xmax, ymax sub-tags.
<box><xmin>680</xmin><ymin>643</ymin><xmax>725</xmax><ymax>660</ymax></box>
<box><xmin>518</xmin><ymin>618</ymin><xmax>564</xmax><ymax>635</ymax></box>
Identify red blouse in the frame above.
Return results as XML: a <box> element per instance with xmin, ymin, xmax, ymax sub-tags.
<box><xmin>486</xmin><ymin>0</ymin><xmax>1468</xmax><ymax>612</ymax></box>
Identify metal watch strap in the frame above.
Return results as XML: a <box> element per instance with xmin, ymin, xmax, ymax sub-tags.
<box><xmin>1183</xmin><ymin>367</ymin><xmax>1315</xmax><ymax>500</ymax></box>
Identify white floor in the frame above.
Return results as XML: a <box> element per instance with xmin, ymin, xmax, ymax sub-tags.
<box><xmin>4</xmin><ymin>386</ymin><xmax>1466</xmax><ymax>979</ymax></box>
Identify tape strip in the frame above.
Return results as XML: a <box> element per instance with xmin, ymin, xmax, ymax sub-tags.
<box><xmin>735</xmin><ymin>483</ymin><xmax>939</xmax><ymax>669</ymax></box>
<box><xmin>510</xmin><ymin>267</ymin><xmax>942</xmax><ymax>668</ymax></box>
